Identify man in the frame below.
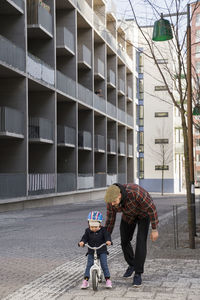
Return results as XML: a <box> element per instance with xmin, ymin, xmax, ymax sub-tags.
<box><xmin>104</xmin><ymin>183</ymin><xmax>159</xmax><ymax>287</ymax></box>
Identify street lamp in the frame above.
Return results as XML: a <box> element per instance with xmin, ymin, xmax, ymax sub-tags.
<box><xmin>152</xmin><ymin>4</ymin><xmax>196</xmax><ymax>248</ymax></box>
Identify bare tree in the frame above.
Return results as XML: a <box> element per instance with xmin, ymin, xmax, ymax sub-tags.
<box><xmin>127</xmin><ymin>0</ymin><xmax>199</xmax><ymax>248</ymax></box>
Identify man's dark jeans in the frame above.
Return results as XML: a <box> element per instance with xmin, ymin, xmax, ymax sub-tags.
<box><xmin>120</xmin><ymin>216</ymin><xmax>150</xmax><ymax>274</ymax></box>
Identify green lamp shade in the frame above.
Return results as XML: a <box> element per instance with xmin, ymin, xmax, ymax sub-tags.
<box><xmin>152</xmin><ymin>18</ymin><xmax>173</xmax><ymax>41</ymax></box>
<box><xmin>193</xmin><ymin>104</ymin><xmax>200</xmax><ymax>116</ymax></box>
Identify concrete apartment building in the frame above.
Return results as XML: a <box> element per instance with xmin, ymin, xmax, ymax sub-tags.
<box><xmin>0</xmin><ymin>0</ymin><xmax>139</xmax><ymax>206</ymax></box>
<box><xmin>137</xmin><ymin>27</ymin><xmax>184</xmax><ymax>193</ymax></box>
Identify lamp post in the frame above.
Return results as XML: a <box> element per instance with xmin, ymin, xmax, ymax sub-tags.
<box><xmin>152</xmin><ymin>4</ymin><xmax>196</xmax><ymax>248</ymax></box>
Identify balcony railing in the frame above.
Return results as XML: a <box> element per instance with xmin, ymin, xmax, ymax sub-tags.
<box><xmin>29</xmin><ymin>117</ymin><xmax>53</xmax><ymax>143</ymax></box>
<box><xmin>105</xmin><ymin>31</ymin><xmax>116</xmax><ymax>52</ymax></box>
<box><xmin>0</xmin><ymin>106</ymin><xmax>24</xmax><ymax>138</ymax></box>
<box><xmin>78</xmin><ymin>130</ymin><xmax>92</xmax><ymax>149</ymax></box>
<box><xmin>56</xmin><ymin>27</ymin><xmax>75</xmax><ymax>55</ymax></box>
<box><xmin>127</xmin><ymin>86</ymin><xmax>133</xmax><ymax>99</ymax></box>
<box><xmin>93</xmin><ymin>94</ymin><xmax>106</xmax><ymax>113</ymax></box>
<box><xmin>107</xmin><ymin>69</ymin><xmax>116</xmax><ymax>88</ymax></box>
<box><xmin>126</xmin><ymin>114</ymin><xmax>133</xmax><ymax>127</ymax></box>
<box><xmin>0</xmin><ymin>173</ymin><xmax>26</xmax><ymax>199</ymax></box>
<box><xmin>57</xmin><ymin>173</ymin><xmax>76</xmax><ymax>192</ymax></box>
<box><xmin>57</xmin><ymin>125</ymin><xmax>75</xmax><ymax>147</ymax></box>
<box><xmin>107</xmin><ymin>138</ymin><xmax>116</xmax><ymax>154</ymax></box>
<box><xmin>118</xmin><ymin>79</ymin><xmax>125</xmax><ymax>94</ymax></box>
<box><xmin>28</xmin><ymin>173</ymin><xmax>56</xmax><ymax>195</ymax></box>
<box><xmin>118</xmin><ymin>141</ymin><xmax>126</xmax><ymax>156</ymax></box>
<box><xmin>57</xmin><ymin>71</ymin><xmax>76</xmax><ymax>98</ymax></box>
<box><xmin>78</xmin><ymin>83</ymin><xmax>93</xmax><ymax>106</ymax></box>
<box><xmin>94</xmin><ymin>58</ymin><xmax>105</xmax><ymax>79</ymax></box>
<box><xmin>107</xmin><ymin>101</ymin><xmax>117</xmax><ymax>118</ymax></box>
<box><xmin>93</xmin><ymin>11</ymin><xmax>105</xmax><ymax>38</ymax></box>
<box><xmin>77</xmin><ymin>0</ymin><xmax>93</xmax><ymax>24</ymax></box>
<box><xmin>107</xmin><ymin>173</ymin><xmax>117</xmax><ymax>185</ymax></box>
<box><xmin>0</xmin><ymin>35</ymin><xmax>25</xmax><ymax>71</ymax></box>
<box><xmin>127</xmin><ymin>144</ymin><xmax>133</xmax><ymax>157</ymax></box>
<box><xmin>27</xmin><ymin>53</ymin><xmax>55</xmax><ymax>86</ymax></box>
<box><xmin>27</xmin><ymin>1</ymin><xmax>53</xmax><ymax>37</ymax></box>
<box><xmin>118</xmin><ymin>173</ymin><xmax>126</xmax><ymax>184</ymax></box>
<box><xmin>78</xmin><ymin>44</ymin><xmax>92</xmax><ymax>69</ymax></box>
<box><xmin>95</xmin><ymin>134</ymin><xmax>105</xmax><ymax>152</ymax></box>
<box><xmin>78</xmin><ymin>174</ymin><xmax>94</xmax><ymax>189</ymax></box>
<box><xmin>95</xmin><ymin>173</ymin><xmax>106</xmax><ymax>188</ymax></box>
<box><xmin>118</xmin><ymin>108</ymin><xmax>126</xmax><ymax>123</ymax></box>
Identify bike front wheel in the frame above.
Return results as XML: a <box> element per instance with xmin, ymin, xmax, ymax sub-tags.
<box><xmin>92</xmin><ymin>269</ymin><xmax>98</xmax><ymax>291</ymax></box>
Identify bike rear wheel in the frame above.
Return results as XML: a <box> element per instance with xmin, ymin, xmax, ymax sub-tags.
<box><xmin>92</xmin><ymin>269</ymin><xmax>98</xmax><ymax>291</ymax></box>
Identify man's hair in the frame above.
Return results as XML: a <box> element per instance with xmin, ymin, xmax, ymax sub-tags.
<box><xmin>104</xmin><ymin>185</ymin><xmax>120</xmax><ymax>203</ymax></box>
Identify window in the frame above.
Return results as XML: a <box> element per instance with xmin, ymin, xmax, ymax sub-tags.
<box><xmin>196</xmin><ymin>45</ymin><xmax>200</xmax><ymax>58</ymax></box>
<box><xmin>196</xmin><ymin>13</ymin><xmax>200</xmax><ymax>26</ymax></box>
<box><xmin>139</xmin><ymin>132</ymin><xmax>144</xmax><ymax>152</ymax></box>
<box><xmin>155</xmin><ymin>165</ymin><xmax>169</xmax><ymax>170</ymax></box>
<box><xmin>154</xmin><ymin>86</ymin><xmax>167</xmax><ymax>91</ymax></box>
<box><xmin>196</xmin><ymin>154</ymin><xmax>200</xmax><ymax>162</ymax></box>
<box><xmin>175</xmin><ymin>128</ymin><xmax>183</xmax><ymax>143</ymax></box>
<box><xmin>139</xmin><ymin>157</ymin><xmax>144</xmax><ymax>178</ymax></box>
<box><xmin>155</xmin><ymin>139</ymin><xmax>169</xmax><ymax>144</ymax></box>
<box><xmin>155</xmin><ymin>112</ymin><xmax>168</xmax><ymax>117</ymax></box>
<box><xmin>196</xmin><ymin>139</ymin><xmax>200</xmax><ymax>146</ymax></box>
<box><xmin>196</xmin><ymin>29</ymin><xmax>200</xmax><ymax>43</ymax></box>
<box><xmin>156</xmin><ymin>59</ymin><xmax>168</xmax><ymax>64</ymax></box>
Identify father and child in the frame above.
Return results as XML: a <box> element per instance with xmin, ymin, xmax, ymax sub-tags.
<box><xmin>78</xmin><ymin>183</ymin><xmax>159</xmax><ymax>289</ymax></box>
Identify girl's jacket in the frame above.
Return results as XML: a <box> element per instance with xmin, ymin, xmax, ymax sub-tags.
<box><xmin>80</xmin><ymin>226</ymin><xmax>111</xmax><ymax>255</ymax></box>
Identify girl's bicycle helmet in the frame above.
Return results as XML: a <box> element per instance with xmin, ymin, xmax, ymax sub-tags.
<box><xmin>87</xmin><ymin>211</ymin><xmax>103</xmax><ymax>222</ymax></box>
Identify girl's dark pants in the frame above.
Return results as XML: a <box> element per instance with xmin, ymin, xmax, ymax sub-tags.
<box><xmin>120</xmin><ymin>216</ymin><xmax>150</xmax><ymax>274</ymax></box>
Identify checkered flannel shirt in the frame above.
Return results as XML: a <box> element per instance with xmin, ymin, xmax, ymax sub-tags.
<box><xmin>105</xmin><ymin>183</ymin><xmax>159</xmax><ymax>233</ymax></box>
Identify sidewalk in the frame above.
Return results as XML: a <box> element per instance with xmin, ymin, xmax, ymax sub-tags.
<box><xmin>59</xmin><ymin>207</ymin><xmax>200</xmax><ymax>300</ymax></box>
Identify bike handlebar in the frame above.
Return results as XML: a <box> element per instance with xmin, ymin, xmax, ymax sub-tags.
<box><xmin>85</xmin><ymin>243</ymin><xmax>106</xmax><ymax>250</ymax></box>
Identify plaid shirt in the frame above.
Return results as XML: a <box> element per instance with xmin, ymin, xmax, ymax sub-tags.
<box><xmin>105</xmin><ymin>183</ymin><xmax>159</xmax><ymax>233</ymax></box>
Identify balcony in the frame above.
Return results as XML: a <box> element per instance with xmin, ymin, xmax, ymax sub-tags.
<box><xmin>56</xmin><ymin>27</ymin><xmax>75</xmax><ymax>56</ymax></box>
<box><xmin>57</xmin><ymin>173</ymin><xmax>76</xmax><ymax>192</ymax></box>
<box><xmin>0</xmin><ymin>0</ymin><xmax>24</xmax><ymax>15</ymax></box>
<box><xmin>107</xmin><ymin>69</ymin><xmax>116</xmax><ymax>88</ymax></box>
<box><xmin>28</xmin><ymin>173</ymin><xmax>56</xmax><ymax>195</ymax></box>
<box><xmin>0</xmin><ymin>35</ymin><xmax>25</xmax><ymax>72</ymax></box>
<box><xmin>107</xmin><ymin>138</ymin><xmax>116</xmax><ymax>154</ymax></box>
<box><xmin>94</xmin><ymin>58</ymin><xmax>105</xmax><ymax>80</ymax></box>
<box><xmin>118</xmin><ymin>108</ymin><xmax>126</xmax><ymax>123</ymax></box>
<box><xmin>0</xmin><ymin>173</ymin><xmax>26</xmax><ymax>199</ymax></box>
<box><xmin>107</xmin><ymin>101</ymin><xmax>117</xmax><ymax>118</ymax></box>
<box><xmin>93</xmin><ymin>11</ymin><xmax>105</xmax><ymax>39</ymax></box>
<box><xmin>127</xmin><ymin>86</ymin><xmax>133</xmax><ymax>100</ymax></box>
<box><xmin>29</xmin><ymin>117</ymin><xmax>53</xmax><ymax>144</ymax></box>
<box><xmin>95</xmin><ymin>172</ymin><xmax>106</xmax><ymax>188</ymax></box>
<box><xmin>118</xmin><ymin>173</ymin><xmax>126</xmax><ymax>184</ymax></box>
<box><xmin>27</xmin><ymin>53</ymin><xmax>55</xmax><ymax>86</ymax></box>
<box><xmin>95</xmin><ymin>134</ymin><xmax>105</xmax><ymax>152</ymax></box>
<box><xmin>78</xmin><ymin>45</ymin><xmax>92</xmax><ymax>69</ymax></box>
<box><xmin>78</xmin><ymin>84</ymin><xmax>93</xmax><ymax>106</ymax></box>
<box><xmin>118</xmin><ymin>141</ymin><xmax>126</xmax><ymax>156</ymax></box>
<box><xmin>57</xmin><ymin>125</ymin><xmax>76</xmax><ymax>147</ymax></box>
<box><xmin>0</xmin><ymin>106</ymin><xmax>24</xmax><ymax>139</ymax></box>
<box><xmin>105</xmin><ymin>31</ymin><xmax>116</xmax><ymax>52</ymax></box>
<box><xmin>127</xmin><ymin>144</ymin><xmax>133</xmax><ymax>157</ymax></box>
<box><xmin>118</xmin><ymin>79</ymin><xmax>125</xmax><ymax>95</ymax></box>
<box><xmin>78</xmin><ymin>174</ymin><xmax>94</xmax><ymax>189</ymax></box>
<box><xmin>126</xmin><ymin>113</ymin><xmax>133</xmax><ymax>127</ymax></box>
<box><xmin>78</xmin><ymin>130</ymin><xmax>92</xmax><ymax>150</ymax></box>
<box><xmin>107</xmin><ymin>173</ymin><xmax>117</xmax><ymax>185</ymax></box>
<box><xmin>57</xmin><ymin>71</ymin><xmax>76</xmax><ymax>98</ymax></box>
<box><xmin>77</xmin><ymin>0</ymin><xmax>93</xmax><ymax>24</ymax></box>
<box><xmin>27</xmin><ymin>1</ymin><xmax>53</xmax><ymax>38</ymax></box>
<box><xmin>93</xmin><ymin>94</ymin><xmax>106</xmax><ymax>113</ymax></box>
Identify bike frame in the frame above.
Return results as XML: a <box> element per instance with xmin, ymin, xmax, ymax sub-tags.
<box><xmin>85</xmin><ymin>243</ymin><xmax>106</xmax><ymax>281</ymax></box>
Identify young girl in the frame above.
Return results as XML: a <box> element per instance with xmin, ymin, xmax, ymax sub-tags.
<box><xmin>79</xmin><ymin>211</ymin><xmax>112</xmax><ymax>289</ymax></box>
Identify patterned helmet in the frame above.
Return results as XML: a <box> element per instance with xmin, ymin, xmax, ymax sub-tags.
<box><xmin>87</xmin><ymin>211</ymin><xmax>103</xmax><ymax>223</ymax></box>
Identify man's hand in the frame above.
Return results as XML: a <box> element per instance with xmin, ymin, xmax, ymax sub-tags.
<box><xmin>79</xmin><ymin>241</ymin><xmax>85</xmax><ymax>247</ymax></box>
<box><xmin>106</xmin><ymin>241</ymin><xmax>111</xmax><ymax>246</ymax></box>
<box><xmin>150</xmin><ymin>229</ymin><xmax>159</xmax><ymax>242</ymax></box>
